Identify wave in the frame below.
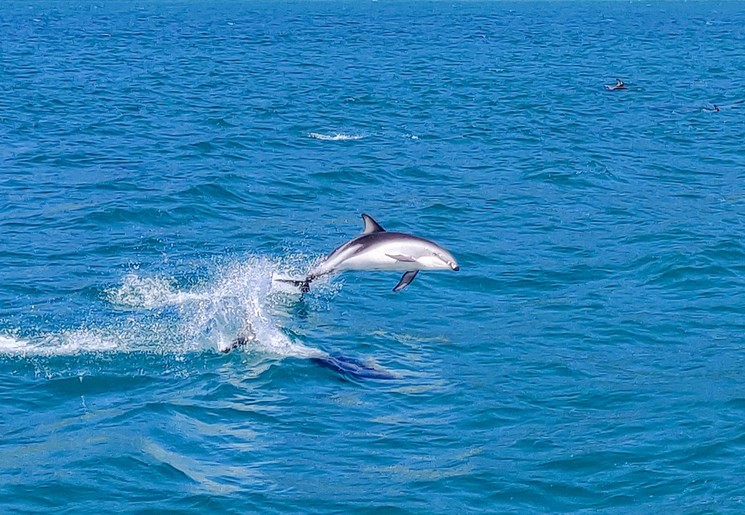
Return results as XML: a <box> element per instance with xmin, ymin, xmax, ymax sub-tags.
<box><xmin>308</xmin><ymin>132</ymin><xmax>364</xmax><ymax>141</ymax></box>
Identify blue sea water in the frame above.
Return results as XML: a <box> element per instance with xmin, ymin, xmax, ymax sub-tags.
<box><xmin>2</xmin><ymin>0</ymin><xmax>745</xmax><ymax>511</ymax></box>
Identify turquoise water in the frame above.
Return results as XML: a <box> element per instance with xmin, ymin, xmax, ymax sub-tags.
<box><xmin>2</xmin><ymin>0</ymin><xmax>745</xmax><ymax>511</ymax></box>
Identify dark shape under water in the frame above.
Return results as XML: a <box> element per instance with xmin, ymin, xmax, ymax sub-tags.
<box><xmin>225</xmin><ymin>337</ymin><xmax>397</xmax><ymax>380</ymax></box>
<box><xmin>310</xmin><ymin>354</ymin><xmax>398</xmax><ymax>381</ymax></box>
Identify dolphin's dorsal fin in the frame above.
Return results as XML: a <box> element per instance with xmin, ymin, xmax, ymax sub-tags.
<box><xmin>361</xmin><ymin>214</ymin><xmax>385</xmax><ymax>234</ymax></box>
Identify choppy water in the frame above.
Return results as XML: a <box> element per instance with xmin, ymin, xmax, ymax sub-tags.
<box><xmin>2</xmin><ymin>0</ymin><xmax>745</xmax><ymax>511</ymax></box>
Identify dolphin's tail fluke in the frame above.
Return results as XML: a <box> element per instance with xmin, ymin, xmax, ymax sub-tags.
<box><xmin>275</xmin><ymin>277</ymin><xmax>312</xmax><ymax>293</ymax></box>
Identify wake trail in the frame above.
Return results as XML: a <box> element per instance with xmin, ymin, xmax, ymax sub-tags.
<box><xmin>0</xmin><ymin>257</ymin><xmax>319</xmax><ymax>359</ymax></box>
<box><xmin>0</xmin><ymin>256</ymin><xmax>398</xmax><ymax>380</ymax></box>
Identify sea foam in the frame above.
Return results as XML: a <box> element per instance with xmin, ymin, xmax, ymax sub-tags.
<box><xmin>308</xmin><ymin>132</ymin><xmax>363</xmax><ymax>141</ymax></box>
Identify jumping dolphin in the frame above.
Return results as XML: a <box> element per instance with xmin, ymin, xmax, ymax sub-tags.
<box><xmin>279</xmin><ymin>214</ymin><xmax>459</xmax><ymax>293</ymax></box>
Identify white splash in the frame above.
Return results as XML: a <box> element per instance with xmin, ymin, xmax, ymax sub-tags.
<box><xmin>0</xmin><ymin>329</ymin><xmax>122</xmax><ymax>357</ymax></box>
<box><xmin>0</xmin><ymin>256</ymin><xmax>326</xmax><ymax>360</ymax></box>
<box><xmin>176</xmin><ymin>258</ymin><xmax>322</xmax><ymax>358</ymax></box>
<box><xmin>0</xmin><ymin>334</ymin><xmax>29</xmax><ymax>352</ymax></box>
<box><xmin>308</xmin><ymin>132</ymin><xmax>363</xmax><ymax>141</ymax></box>
<box><xmin>105</xmin><ymin>274</ymin><xmax>207</xmax><ymax>309</ymax></box>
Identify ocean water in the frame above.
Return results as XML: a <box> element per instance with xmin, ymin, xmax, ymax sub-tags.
<box><xmin>2</xmin><ymin>0</ymin><xmax>745</xmax><ymax>511</ymax></box>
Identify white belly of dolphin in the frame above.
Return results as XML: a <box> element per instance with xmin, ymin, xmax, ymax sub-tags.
<box><xmin>335</xmin><ymin>251</ymin><xmax>417</xmax><ymax>271</ymax></box>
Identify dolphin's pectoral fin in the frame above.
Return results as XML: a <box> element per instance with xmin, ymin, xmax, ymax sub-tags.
<box><xmin>361</xmin><ymin>214</ymin><xmax>386</xmax><ymax>234</ymax></box>
<box><xmin>386</xmin><ymin>253</ymin><xmax>417</xmax><ymax>263</ymax></box>
<box><xmin>393</xmin><ymin>270</ymin><xmax>418</xmax><ymax>292</ymax></box>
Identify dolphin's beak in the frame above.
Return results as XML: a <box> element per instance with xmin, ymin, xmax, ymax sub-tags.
<box><xmin>450</xmin><ymin>263</ymin><xmax>460</xmax><ymax>271</ymax></box>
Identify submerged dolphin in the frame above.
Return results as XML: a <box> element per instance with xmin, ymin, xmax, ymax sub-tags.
<box><xmin>279</xmin><ymin>214</ymin><xmax>459</xmax><ymax>292</ymax></box>
<box><xmin>605</xmin><ymin>78</ymin><xmax>626</xmax><ymax>91</ymax></box>
<box><xmin>223</xmin><ymin>334</ymin><xmax>398</xmax><ymax>380</ymax></box>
